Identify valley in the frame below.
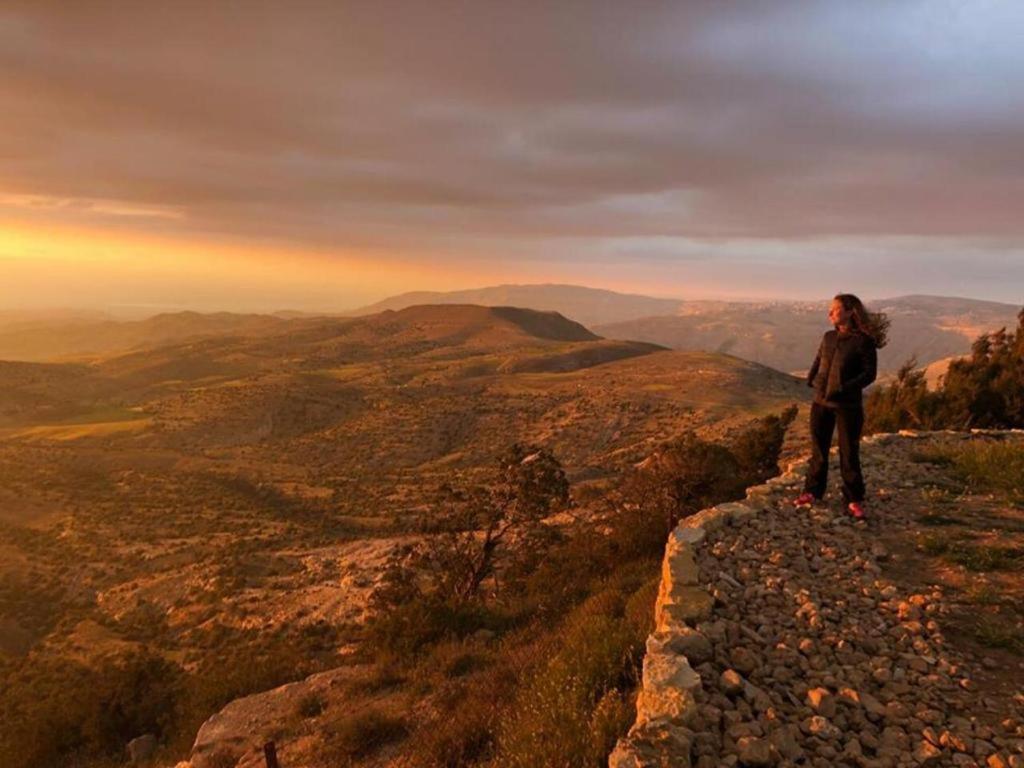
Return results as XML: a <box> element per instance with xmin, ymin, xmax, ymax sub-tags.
<box><xmin>0</xmin><ymin>304</ymin><xmax>809</xmax><ymax>766</ymax></box>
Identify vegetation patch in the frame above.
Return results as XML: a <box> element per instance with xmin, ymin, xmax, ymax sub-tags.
<box><xmin>866</xmin><ymin>307</ymin><xmax>1024</xmax><ymax>433</ymax></box>
<box><xmin>322</xmin><ymin>710</ymin><xmax>409</xmax><ymax>761</ymax></box>
<box><xmin>909</xmin><ymin>449</ymin><xmax>956</xmax><ymax>466</ymax></box>
<box><xmin>917</xmin><ymin>533</ymin><xmax>1024</xmax><ymax>572</ymax></box>
<box><xmin>491</xmin><ymin>576</ymin><xmax>655</xmax><ymax>768</ymax></box>
<box><xmin>946</xmin><ymin>442</ymin><xmax>1024</xmax><ymax>503</ymax></box>
<box><xmin>970</xmin><ymin>615</ymin><xmax>1024</xmax><ymax>654</ymax></box>
<box><xmin>916</xmin><ymin>513</ymin><xmax>961</xmax><ymax>527</ymax></box>
<box><xmin>296</xmin><ymin>692</ymin><xmax>325</xmax><ymax>719</ymax></box>
<box><xmin>342</xmin><ymin>407</ymin><xmax>798</xmax><ymax>767</ymax></box>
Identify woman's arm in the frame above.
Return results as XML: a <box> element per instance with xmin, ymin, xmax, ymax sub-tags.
<box><xmin>842</xmin><ymin>338</ymin><xmax>878</xmax><ymax>393</ymax></box>
<box><xmin>806</xmin><ymin>337</ymin><xmax>823</xmax><ymax>387</ymax></box>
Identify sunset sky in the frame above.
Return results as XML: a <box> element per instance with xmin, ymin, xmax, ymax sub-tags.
<box><xmin>2</xmin><ymin>1</ymin><xmax>1023</xmax><ymax>312</ymax></box>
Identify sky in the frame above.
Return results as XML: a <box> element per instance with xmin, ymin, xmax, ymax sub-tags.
<box><xmin>2</xmin><ymin>1</ymin><xmax>1023</xmax><ymax>312</ymax></box>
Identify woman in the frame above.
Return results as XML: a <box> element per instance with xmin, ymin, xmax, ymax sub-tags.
<box><xmin>792</xmin><ymin>294</ymin><xmax>888</xmax><ymax>519</ymax></box>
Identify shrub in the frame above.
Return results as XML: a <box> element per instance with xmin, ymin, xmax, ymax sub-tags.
<box><xmin>361</xmin><ymin>421</ymin><xmax>790</xmax><ymax>768</ymax></box>
<box><xmin>946</xmin><ymin>441</ymin><xmax>1024</xmax><ymax>503</ymax></box>
<box><xmin>322</xmin><ymin>710</ymin><xmax>408</xmax><ymax>761</ymax></box>
<box><xmin>0</xmin><ymin>649</ymin><xmax>183</xmax><ymax>768</ymax></box>
<box><xmin>865</xmin><ymin>356</ymin><xmax>938</xmax><ymax>432</ymax></box>
<box><xmin>866</xmin><ymin>305</ymin><xmax>1024</xmax><ymax>432</ymax></box>
<box><xmin>364</xmin><ymin>597</ymin><xmax>500</xmax><ymax>660</ymax></box>
<box><xmin>491</xmin><ymin>574</ymin><xmax>657</xmax><ymax>768</ymax></box>
<box><xmin>405</xmin><ymin>668</ymin><xmax>509</xmax><ymax>767</ymax></box>
<box><xmin>610</xmin><ymin>431</ymin><xmax>747</xmax><ymax>547</ymax></box>
<box><xmin>296</xmin><ymin>692</ymin><xmax>324</xmax><ymax>718</ymax></box>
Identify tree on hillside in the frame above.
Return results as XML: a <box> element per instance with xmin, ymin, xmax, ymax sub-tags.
<box><xmin>615</xmin><ymin>432</ymin><xmax>745</xmax><ymax>539</ymax></box>
<box><xmin>864</xmin><ymin>356</ymin><xmax>937</xmax><ymax>432</ymax></box>
<box><xmin>602</xmin><ymin>407</ymin><xmax>799</xmax><ymax>559</ymax></box>
<box><xmin>406</xmin><ymin>444</ymin><xmax>570</xmax><ymax>605</ymax></box>
<box><xmin>865</xmin><ymin>306</ymin><xmax>1024</xmax><ymax>431</ymax></box>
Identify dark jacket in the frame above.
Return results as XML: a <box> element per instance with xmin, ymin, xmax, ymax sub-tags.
<box><xmin>807</xmin><ymin>328</ymin><xmax>878</xmax><ymax>408</ymax></box>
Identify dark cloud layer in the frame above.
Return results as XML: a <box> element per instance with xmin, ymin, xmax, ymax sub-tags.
<box><xmin>2</xmin><ymin>1</ymin><xmax>1024</xmax><ymax>287</ymax></box>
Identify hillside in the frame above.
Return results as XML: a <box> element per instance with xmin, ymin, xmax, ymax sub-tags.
<box><xmin>0</xmin><ymin>311</ymin><xmax>289</xmax><ymax>363</ymax></box>
<box><xmin>0</xmin><ymin>302</ymin><xmax>813</xmax><ymax>766</ymax></box>
<box><xmin>0</xmin><ymin>305</ymin><xmax>802</xmax><ymax>516</ymax></box>
<box><xmin>0</xmin><ymin>302</ymin><xmax>806</xmax><ymax>639</ymax></box>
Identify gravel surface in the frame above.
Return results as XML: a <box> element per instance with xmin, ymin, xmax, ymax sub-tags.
<box><xmin>683</xmin><ymin>433</ymin><xmax>1024</xmax><ymax>768</ymax></box>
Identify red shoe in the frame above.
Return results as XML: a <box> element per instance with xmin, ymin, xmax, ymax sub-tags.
<box><xmin>792</xmin><ymin>492</ymin><xmax>816</xmax><ymax>508</ymax></box>
<box><xmin>847</xmin><ymin>501</ymin><xmax>866</xmax><ymax>519</ymax></box>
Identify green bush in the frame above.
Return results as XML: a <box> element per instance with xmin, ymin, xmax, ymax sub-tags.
<box><xmin>0</xmin><ymin>650</ymin><xmax>182</xmax><ymax>768</ymax></box>
<box><xmin>360</xmin><ymin>419</ymin><xmax>792</xmax><ymax>768</ymax></box>
<box><xmin>730</xmin><ymin>404</ymin><xmax>799</xmax><ymax>482</ymax></box>
<box><xmin>866</xmin><ymin>306</ymin><xmax>1024</xmax><ymax>432</ymax></box>
<box><xmin>491</xmin><ymin>574</ymin><xmax>656</xmax><ymax>768</ymax></box>
<box><xmin>405</xmin><ymin>667</ymin><xmax>509</xmax><ymax>767</ymax></box>
<box><xmin>612</xmin><ymin>431</ymin><xmax>745</xmax><ymax>544</ymax></box>
<box><xmin>947</xmin><ymin>441</ymin><xmax>1024</xmax><ymax>503</ymax></box>
<box><xmin>364</xmin><ymin>598</ymin><xmax>501</xmax><ymax>660</ymax></box>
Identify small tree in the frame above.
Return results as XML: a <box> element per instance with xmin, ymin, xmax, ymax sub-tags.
<box><xmin>865</xmin><ymin>306</ymin><xmax>1024</xmax><ymax>431</ymax></box>
<box><xmin>415</xmin><ymin>444</ymin><xmax>570</xmax><ymax>604</ymax></box>
<box><xmin>615</xmin><ymin>432</ymin><xmax>745</xmax><ymax>540</ymax></box>
<box><xmin>865</xmin><ymin>356</ymin><xmax>934</xmax><ymax>432</ymax></box>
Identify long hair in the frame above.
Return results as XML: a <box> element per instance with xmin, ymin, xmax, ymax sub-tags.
<box><xmin>835</xmin><ymin>293</ymin><xmax>889</xmax><ymax>348</ymax></box>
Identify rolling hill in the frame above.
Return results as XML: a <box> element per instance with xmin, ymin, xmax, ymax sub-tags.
<box><xmin>0</xmin><ymin>311</ymin><xmax>289</xmax><ymax>363</ymax></box>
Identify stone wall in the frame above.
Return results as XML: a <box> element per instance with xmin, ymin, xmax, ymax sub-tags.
<box><xmin>607</xmin><ymin>428</ymin><xmax>1022</xmax><ymax>768</ymax></box>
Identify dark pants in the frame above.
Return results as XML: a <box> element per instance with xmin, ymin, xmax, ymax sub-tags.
<box><xmin>804</xmin><ymin>402</ymin><xmax>866</xmax><ymax>503</ymax></box>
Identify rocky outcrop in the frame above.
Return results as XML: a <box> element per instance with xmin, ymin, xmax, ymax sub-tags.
<box><xmin>188</xmin><ymin>666</ymin><xmax>354</xmax><ymax>768</ymax></box>
<box><xmin>610</xmin><ymin>428</ymin><xmax>1024</xmax><ymax>768</ymax></box>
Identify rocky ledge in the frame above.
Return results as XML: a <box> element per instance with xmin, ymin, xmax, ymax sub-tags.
<box><xmin>611</xmin><ymin>429</ymin><xmax>1024</xmax><ymax>768</ymax></box>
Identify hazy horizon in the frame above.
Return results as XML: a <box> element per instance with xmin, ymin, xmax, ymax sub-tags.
<box><xmin>3</xmin><ymin>2</ymin><xmax>1024</xmax><ymax>310</ymax></box>
<box><xmin>1</xmin><ymin>283</ymin><xmax>1022</xmax><ymax>323</ymax></box>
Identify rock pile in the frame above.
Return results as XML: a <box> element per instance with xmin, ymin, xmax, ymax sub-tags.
<box><xmin>612</xmin><ymin>430</ymin><xmax>1024</xmax><ymax>768</ymax></box>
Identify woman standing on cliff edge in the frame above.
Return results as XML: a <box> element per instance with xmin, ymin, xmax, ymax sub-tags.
<box><xmin>793</xmin><ymin>294</ymin><xmax>889</xmax><ymax>519</ymax></box>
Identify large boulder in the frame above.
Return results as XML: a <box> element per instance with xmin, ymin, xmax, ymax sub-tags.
<box><xmin>126</xmin><ymin>734</ymin><xmax>157</xmax><ymax>764</ymax></box>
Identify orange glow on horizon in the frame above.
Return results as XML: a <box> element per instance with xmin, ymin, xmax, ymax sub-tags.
<box><xmin>0</xmin><ymin>220</ymin><xmax>508</xmax><ymax>311</ymax></box>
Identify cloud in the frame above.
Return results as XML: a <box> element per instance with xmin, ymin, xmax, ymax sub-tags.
<box><xmin>1</xmin><ymin>0</ymin><xmax>1022</xmax><ymax>302</ymax></box>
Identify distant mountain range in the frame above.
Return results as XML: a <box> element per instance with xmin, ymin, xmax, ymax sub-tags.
<box><xmin>355</xmin><ymin>286</ymin><xmax>1020</xmax><ymax>380</ymax></box>
<box><xmin>596</xmin><ymin>294</ymin><xmax>1022</xmax><ymax>379</ymax></box>
<box><xmin>1</xmin><ymin>286</ymin><xmax>1018</xmax><ymax>383</ymax></box>
<box><xmin>349</xmin><ymin>283</ymin><xmax>682</xmax><ymax>328</ymax></box>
